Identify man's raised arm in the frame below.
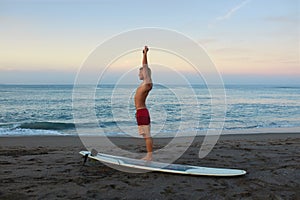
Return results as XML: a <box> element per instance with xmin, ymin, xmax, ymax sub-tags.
<box><xmin>142</xmin><ymin>46</ymin><xmax>152</xmax><ymax>84</ymax></box>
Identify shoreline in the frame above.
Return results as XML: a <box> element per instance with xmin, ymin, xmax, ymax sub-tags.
<box><xmin>1</xmin><ymin>133</ymin><xmax>299</xmax><ymax>199</ymax></box>
<box><xmin>1</xmin><ymin>130</ymin><xmax>299</xmax><ymax>139</ymax></box>
<box><xmin>1</xmin><ymin>126</ymin><xmax>300</xmax><ymax>138</ymax></box>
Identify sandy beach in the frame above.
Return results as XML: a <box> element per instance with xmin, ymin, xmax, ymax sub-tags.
<box><xmin>0</xmin><ymin>133</ymin><xmax>299</xmax><ymax>200</ymax></box>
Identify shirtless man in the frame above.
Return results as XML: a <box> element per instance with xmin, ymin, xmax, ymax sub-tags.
<box><xmin>135</xmin><ymin>46</ymin><xmax>153</xmax><ymax>161</ymax></box>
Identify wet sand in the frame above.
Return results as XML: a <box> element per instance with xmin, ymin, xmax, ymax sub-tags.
<box><xmin>0</xmin><ymin>133</ymin><xmax>299</xmax><ymax>199</ymax></box>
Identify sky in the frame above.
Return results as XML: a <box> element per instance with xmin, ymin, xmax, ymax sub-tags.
<box><xmin>0</xmin><ymin>0</ymin><xmax>299</xmax><ymax>85</ymax></box>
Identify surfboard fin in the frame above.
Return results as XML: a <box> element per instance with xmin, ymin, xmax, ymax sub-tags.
<box><xmin>83</xmin><ymin>153</ymin><xmax>89</xmax><ymax>165</ymax></box>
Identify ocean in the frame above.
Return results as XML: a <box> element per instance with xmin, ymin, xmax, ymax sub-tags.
<box><xmin>0</xmin><ymin>84</ymin><xmax>299</xmax><ymax>137</ymax></box>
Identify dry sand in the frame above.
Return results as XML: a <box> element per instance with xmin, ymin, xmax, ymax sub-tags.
<box><xmin>0</xmin><ymin>133</ymin><xmax>299</xmax><ymax>200</ymax></box>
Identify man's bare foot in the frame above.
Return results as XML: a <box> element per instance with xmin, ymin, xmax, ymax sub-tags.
<box><xmin>141</xmin><ymin>153</ymin><xmax>152</xmax><ymax>161</ymax></box>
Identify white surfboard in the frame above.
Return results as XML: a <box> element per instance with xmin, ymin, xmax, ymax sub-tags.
<box><xmin>80</xmin><ymin>150</ymin><xmax>246</xmax><ymax>176</ymax></box>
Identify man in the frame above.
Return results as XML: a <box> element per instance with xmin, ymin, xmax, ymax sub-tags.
<box><xmin>135</xmin><ymin>46</ymin><xmax>153</xmax><ymax>161</ymax></box>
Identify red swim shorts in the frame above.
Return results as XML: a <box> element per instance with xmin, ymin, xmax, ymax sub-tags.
<box><xmin>136</xmin><ymin>108</ymin><xmax>150</xmax><ymax>126</ymax></box>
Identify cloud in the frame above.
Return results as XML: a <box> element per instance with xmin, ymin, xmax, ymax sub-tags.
<box><xmin>216</xmin><ymin>0</ymin><xmax>251</xmax><ymax>21</ymax></box>
<box><xmin>208</xmin><ymin>0</ymin><xmax>251</xmax><ymax>28</ymax></box>
<box><xmin>198</xmin><ymin>38</ymin><xmax>218</xmax><ymax>45</ymax></box>
<box><xmin>265</xmin><ymin>16</ymin><xmax>298</xmax><ymax>24</ymax></box>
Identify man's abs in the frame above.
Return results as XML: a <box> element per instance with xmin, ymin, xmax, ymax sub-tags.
<box><xmin>134</xmin><ymin>84</ymin><xmax>152</xmax><ymax>110</ymax></box>
<box><xmin>134</xmin><ymin>91</ymin><xmax>147</xmax><ymax>109</ymax></box>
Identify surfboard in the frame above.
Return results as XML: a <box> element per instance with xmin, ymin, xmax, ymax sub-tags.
<box><xmin>79</xmin><ymin>150</ymin><xmax>246</xmax><ymax>176</ymax></box>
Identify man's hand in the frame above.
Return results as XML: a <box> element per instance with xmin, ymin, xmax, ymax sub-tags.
<box><xmin>143</xmin><ymin>46</ymin><xmax>149</xmax><ymax>54</ymax></box>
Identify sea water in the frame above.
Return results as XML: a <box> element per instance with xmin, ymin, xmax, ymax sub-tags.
<box><xmin>0</xmin><ymin>84</ymin><xmax>299</xmax><ymax>137</ymax></box>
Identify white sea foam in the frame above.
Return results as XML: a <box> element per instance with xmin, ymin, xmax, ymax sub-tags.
<box><xmin>0</xmin><ymin>128</ymin><xmax>67</xmax><ymax>136</ymax></box>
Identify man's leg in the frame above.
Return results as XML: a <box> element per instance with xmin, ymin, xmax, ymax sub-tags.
<box><xmin>138</xmin><ymin>125</ymin><xmax>153</xmax><ymax>161</ymax></box>
<box><xmin>144</xmin><ymin>135</ymin><xmax>153</xmax><ymax>160</ymax></box>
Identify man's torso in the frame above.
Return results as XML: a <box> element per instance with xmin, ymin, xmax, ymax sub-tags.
<box><xmin>134</xmin><ymin>83</ymin><xmax>152</xmax><ymax>110</ymax></box>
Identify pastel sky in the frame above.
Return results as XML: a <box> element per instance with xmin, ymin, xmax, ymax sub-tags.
<box><xmin>0</xmin><ymin>0</ymin><xmax>299</xmax><ymax>84</ymax></box>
